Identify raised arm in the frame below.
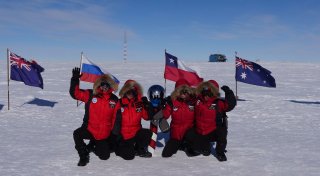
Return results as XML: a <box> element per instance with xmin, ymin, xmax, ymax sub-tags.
<box><xmin>69</xmin><ymin>67</ymin><xmax>90</xmax><ymax>102</ymax></box>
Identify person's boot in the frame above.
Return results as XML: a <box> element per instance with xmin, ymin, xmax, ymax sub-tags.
<box><xmin>184</xmin><ymin>144</ymin><xmax>200</xmax><ymax>157</ymax></box>
<box><xmin>185</xmin><ymin>148</ymin><xmax>200</xmax><ymax>157</ymax></box>
<box><xmin>137</xmin><ymin>149</ymin><xmax>152</xmax><ymax>158</ymax></box>
<box><xmin>77</xmin><ymin>147</ymin><xmax>90</xmax><ymax>166</ymax></box>
<box><xmin>201</xmin><ymin>149</ymin><xmax>211</xmax><ymax>156</ymax></box>
<box><xmin>216</xmin><ymin>152</ymin><xmax>227</xmax><ymax>162</ymax></box>
<box><xmin>215</xmin><ymin>142</ymin><xmax>227</xmax><ymax>161</ymax></box>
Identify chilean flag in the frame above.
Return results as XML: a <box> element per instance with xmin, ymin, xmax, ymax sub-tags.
<box><xmin>80</xmin><ymin>55</ymin><xmax>120</xmax><ymax>84</ymax></box>
<box><xmin>164</xmin><ymin>52</ymin><xmax>203</xmax><ymax>86</ymax></box>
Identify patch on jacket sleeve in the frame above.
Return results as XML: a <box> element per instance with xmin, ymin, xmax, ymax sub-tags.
<box><xmin>136</xmin><ymin>107</ymin><xmax>142</xmax><ymax>112</ymax></box>
<box><xmin>92</xmin><ymin>98</ymin><xmax>98</xmax><ymax>104</ymax></box>
<box><xmin>109</xmin><ymin>101</ymin><xmax>116</xmax><ymax>108</ymax></box>
<box><xmin>209</xmin><ymin>103</ymin><xmax>216</xmax><ymax>110</ymax></box>
<box><xmin>188</xmin><ymin>105</ymin><xmax>194</xmax><ymax>111</ymax></box>
<box><xmin>173</xmin><ymin>106</ymin><xmax>178</xmax><ymax>111</ymax></box>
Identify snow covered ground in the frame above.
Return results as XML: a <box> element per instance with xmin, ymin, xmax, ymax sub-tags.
<box><xmin>0</xmin><ymin>60</ymin><xmax>319</xmax><ymax>176</ymax></box>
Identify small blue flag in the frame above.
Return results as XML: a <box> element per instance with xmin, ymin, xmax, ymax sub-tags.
<box><xmin>10</xmin><ymin>52</ymin><xmax>44</xmax><ymax>89</ymax></box>
<box><xmin>235</xmin><ymin>57</ymin><xmax>276</xmax><ymax>88</ymax></box>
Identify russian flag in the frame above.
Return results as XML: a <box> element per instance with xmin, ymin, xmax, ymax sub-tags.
<box><xmin>164</xmin><ymin>52</ymin><xmax>203</xmax><ymax>86</ymax></box>
<box><xmin>80</xmin><ymin>55</ymin><xmax>120</xmax><ymax>84</ymax></box>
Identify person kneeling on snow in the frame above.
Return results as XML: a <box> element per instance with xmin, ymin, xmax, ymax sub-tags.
<box><xmin>185</xmin><ymin>80</ymin><xmax>236</xmax><ymax>161</ymax></box>
<box><xmin>69</xmin><ymin>67</ymin><xmax>118</xmax><ymax>166</ymax></box>
<box><xmin>161</xmin><ymin>79</ymin><xmax>198</xmax><ymax>158</ymax></box>
<box><xmin>113</xmin><ymin>80</ymin><xmax>152</xmax><ymax>160</ymax></box>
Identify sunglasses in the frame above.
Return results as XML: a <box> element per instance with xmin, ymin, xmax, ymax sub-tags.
<box><xmin>201</xmin><ymin>88</ymin><xmax>213</xmax><ymax>97</ymax></box>
<box><xmin>126</xmin><ymin>88</ymin><xmax>137</xmax><ymax>97</ymax></box>
<box><xmin>180</xmin><ymin>89</ymin><xmax>190</xmax><ymax>95</ymax></box>
<box><xmin>100</xmin><ymin>82</ymin><xmax>110</xmax><ymax>89</ymax></box>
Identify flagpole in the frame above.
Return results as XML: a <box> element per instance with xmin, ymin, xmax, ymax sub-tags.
<box><xmin>235</xmin><ymin>51</ymin><xmax>238</xmax><ymax>99</ymax></box>
<box><xmin>77</xmin><ymin>52</ymin><xmax>84</xmax><ymax>107</ymax></box>
<box><xmin>7</xmin><ymin>48</ymin><xmax>10</xmax><ymax>110</ymax></box>
<box><xmin>164</xmin><ymin>49</ymin><xmax>167</xmax><ymax>97</ymax></box>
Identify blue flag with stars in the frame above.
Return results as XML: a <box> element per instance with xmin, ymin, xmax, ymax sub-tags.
<box><xmin>10</xmin><ymin>52</ymin><xmax>44</xmax><ymax>89</ymax></box>
<box><xmin>235</xmin><ymin>57</ymin><xmax>276</xmax><ymax>88</ymax></box>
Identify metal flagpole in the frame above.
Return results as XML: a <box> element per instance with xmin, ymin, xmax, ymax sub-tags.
<box><xmin>77</xmin><ymin>52</ymin><xmax>84</xmax><ymax>107</ymax></box>
<box><xmin>164</xmin><ymin>49</ymin><xmax>167</xmax><ymax>96</ymax></box>
<box><xmin>7</xmin><ymin>48</ymin><xmax>10</xmax><ymax>110</ymax></box>
<box><xmin>235</xmin><ymin>51</ymin><xmax>238</xmax><ymax>99</ymax></box>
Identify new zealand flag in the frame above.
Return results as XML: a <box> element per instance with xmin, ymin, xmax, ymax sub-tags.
<box><xmin>235</xmin><ymin>57</ymin><xmax>276</xmax><ymax>88</ymax></box>
<box><xmin>10</xmin><ymin>52</ymin><xmax>44</xmax><ymax>89</ymax></box>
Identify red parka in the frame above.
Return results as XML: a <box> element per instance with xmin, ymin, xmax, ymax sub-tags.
<box><xmin>194</xmin><ymin>80</ymin><xmax>236</xmax><ymax>135</ymax></box>
<box><xmin>114</xmin><ymin>96</ymin><xmax>148</xmax><ymax>140</ymax></box>
<box><xmin>163</xmin><ymin>99</ymin><xmax>195</xmax><ymax>140</ymax></box>
<box><xmin>195</xmin><ymin>97</ymin><xmax>228</xmax><ymax>135</ymax></box>
<box><xmin>162</xmin><ymin>79</ymin><xmax>195</xmax><ymax>140</ymax></box>
<box><xmin>114</xmin><ymin>80</ymin><xmax>149</xmax><ymax>140</ymax></box>
<box><xmin>70</xmin><ymin>74</ymin><xmax>118</xmax><ymax>140</ymax></box>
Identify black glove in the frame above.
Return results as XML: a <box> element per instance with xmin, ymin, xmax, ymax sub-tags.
<box><xmin>141</xmin><ymin>96</ymin><xmax>150</xmax><ymax>108</ymax></box>
<box><xmin>72</xmin><ymin>67</ymin><xmax>82</xmax><ymax>79</ymax></box>
<box><xmin>134</xmin><ymin>101</ymin><xmax>143</xmax><ymax>109</ymax></box>
<box><xmin>221</xmin><ymin>85</ymin><xmax>230</xmax><ymax>92</ymax></box>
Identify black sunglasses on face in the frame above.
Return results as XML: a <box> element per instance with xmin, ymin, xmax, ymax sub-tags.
<box><xmin>181</xmin><ymin>89</ymin><xmax>190</xmax><ymax>95</ymax></box>
<box><xmin>100</xmin><ymin>82</ymin><xmax>110</xmax><ymax>88</ymax></box>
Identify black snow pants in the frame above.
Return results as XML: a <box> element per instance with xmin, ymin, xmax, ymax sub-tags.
<box><xmin>73</xmin><ymin>127</ymin><xmax>111</xmax><ymax>160</ymax></box>
<box><xmin>115</xmin><ymin>128</ymin><xmax>152</xmax><ymax>160</ymax></box>
<box><xmin>185</xmin><ymin>127</ymin><xmax>227</xmax><ymax>155</ymax></box>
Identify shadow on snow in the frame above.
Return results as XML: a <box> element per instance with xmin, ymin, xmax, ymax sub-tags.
<box><xmin>23</xmin><ymin>98</ymin><xmax>58</xmax><ymax>108</ymax></box>
<box><xmin>288</xmin><ymin>100</ymin><xmax>320</xmax><ymax>105</ymax></box>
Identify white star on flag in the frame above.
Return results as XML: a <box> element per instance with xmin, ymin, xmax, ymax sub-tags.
<box><xmin>169</xmin><ymin>58</ymin><xmax>175</xmax><ymax>63</ymax></box>
<box><xmin>240</xmin><ymin>72</ymin><xmax>247</xmax><ymax>79</ymax></box>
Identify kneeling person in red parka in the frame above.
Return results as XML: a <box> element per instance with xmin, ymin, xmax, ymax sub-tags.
<box><xmin>162</xmin><ymin>79</ymin><xmax>197</xmax><ymax>158</ymax></box>
<box><xmin>113</xmin><ymin>80</ymin><xmax>152</xmax><ymax>160</ymax></box>
<box><xmin>69</xmin><ymin>67</ymin><xmax>119</xmax><ymax>166</ymax></box>
<box><xmin>186</xmin><ymin>80</ymin><xmax>236</xmax><ymax>162</ymax></box>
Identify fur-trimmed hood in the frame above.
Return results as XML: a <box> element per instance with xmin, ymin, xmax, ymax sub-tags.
<box><xmin>171</xmin><ymin>85</ymin><xmax>194</xmax><ymax>100</ymax></box>
<box><xmin>195</xmin><ymin>81</ymin><xmax>219</xmax><ymax>97</ymax></box>
<box><xmin>93</xmin><ymin>74</ymin><xmax>118</xmax><ymax>95</ymax></box>
<box><xmin>119</xmin><ymin>79</ymin><xmax>143</xmax><ymax>98</ymax></box>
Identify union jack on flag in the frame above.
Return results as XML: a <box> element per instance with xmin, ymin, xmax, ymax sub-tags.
<box><xmin>236</xmin><ymin>57</ymin><xmax>253</xmax><ymax>71</ymax></box>
<box><xmin>10</xmin><ymin>53</ymin><xmax>32</xmax><ymax>71</ymax></box>
<box><xmin>235</xmin><ymin>56</ymin><xmax>276</xmax><ymax>88</ymax></box>
<box><xmin>10</xmin><ymin>51</ymin><xmax>45</xmax><ymax>89</ymax></box>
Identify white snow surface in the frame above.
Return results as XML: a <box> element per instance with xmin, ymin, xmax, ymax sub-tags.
<box><xmin>0</xmin><ymin>60</ymin><xmax>319</xmax><ymax>176</ymax></box>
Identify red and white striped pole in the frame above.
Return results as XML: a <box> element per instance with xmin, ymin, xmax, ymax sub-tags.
<box><xmin>148</xmin><ymin>122</ymin><xmax>158</xmax><ymax>155</ymax></box>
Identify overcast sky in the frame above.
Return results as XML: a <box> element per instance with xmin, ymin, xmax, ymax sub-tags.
<box><xmin>1</xmin><ymin>0</ymin><xmax>319</xmax><ymax>62</ymax></box>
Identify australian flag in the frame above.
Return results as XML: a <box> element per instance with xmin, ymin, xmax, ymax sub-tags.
<box><xmin>235</xmin><ymin>57</ymin><xmax>276</xmax><ymax>88</ymax></box>
<box><xmin>10</xmin><ymin>52</ymin><xmax>44</xmax><ymax>89</ymax></box>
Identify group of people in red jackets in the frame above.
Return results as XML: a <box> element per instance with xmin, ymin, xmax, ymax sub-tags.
<box><xmin>69</xmin><ymin>67</ymin><xmax>236</xmax><ymax>166</ymax></box>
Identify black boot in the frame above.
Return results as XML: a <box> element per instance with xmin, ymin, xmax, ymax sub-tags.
<box><xmin>137</xmin><ymin>149</ymin><xmax>152</xmax><ymax>158</ymax></box>
<box><xmin>202</xmin><ymin>149</ymin><xmax>211</xmax><ymax>156</ymax></box>
<box><xmin>215</xmin><ymin>142</ymin><xmax>227</xmax><ymax>161</ymax></box>
<box><xmin>184</xmin><ymin>145</ymin><xmax>200</xmax><ymax>157</ymax></box>
<box><xmin>216</xmin><ymin>152</ymin><xmax>227</xmax><ymax>162</ymax></box>
<box><xmin>77</xmin><ymin>147</ymin><xmax>90</xmax><ymax>166</ymax></box>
